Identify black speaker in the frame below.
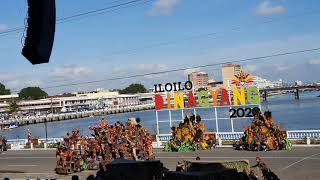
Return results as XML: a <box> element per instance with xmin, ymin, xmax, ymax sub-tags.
<box><xmin>164</xmin><ymin>170</ymin><xmax>241</xmax><ymax>180</ymax></box>
<box><xmin>100</xmin><ymin>159</ymin><xmax>165</xmax><ymax>180</ymax></box>
<box><xmin>22</xmin><ymin>0</ymin><xmax>56</xmax><ymax>65</ymax></box>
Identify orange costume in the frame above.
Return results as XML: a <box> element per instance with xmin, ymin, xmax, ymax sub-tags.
<box><xmin>101</xmin><ymin>118</ymin><xmax>108</xmax><ymax>128</ymax></box>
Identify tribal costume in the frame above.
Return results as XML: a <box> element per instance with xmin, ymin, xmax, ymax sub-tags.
<box><xmin>235</xmin><ymin>110</ymin><xmax>291</xmax><ymax>151</ymax></box>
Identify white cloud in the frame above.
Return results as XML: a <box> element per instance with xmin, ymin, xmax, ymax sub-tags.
<box><xmin>0</xmin><ymin>74</ymin><xmax>44</xmax><ymax>93</ymax></box>
<box><xmin>183</xmin><ymin>68</ymin><xmax>200</xmax><ymax>76</ymax></box>
<box><xmin>309</xmin><ymin>58</ymin><xmax>320</xmax><ymax>65</ymax></box>
<box><xmin>136</xmin><ymin>64</ymin><xmax>168</xmax><ymax>71</ymax></box>
<box><xmin>0</xmin><ymin>24</ymin><xmax>8</xmax><ymax>33</ymax></box>
<box><xmin>147</xmin><ymin>0</ymin><xmax>180</xmax><ymax>16</ymax></box>
<box><xmin>50</xmin><ymin>65</ymin><xmax>91</xmax><ymax>79</ymax></box>
<box><xmin>25</xmin><ymin>79</ymin><xmax>43</xmax><ymax>87</ymax></box>
<box><xmin>255</xmin><ymin>1</ymin><xmax>286</xmax><ymax>16</ymax></box>
<box><xmin>136</xmin><ymin>64</ymin><xmax>170</xmax><ymax>80</ymax></box>
<box><xmin>275</xmin><ymin>64</ymin><xmax>290</xmax><ymax>71</ymax></box>
<box><xmin>243</xmin><ymin>64</ymin><xmax>257</xmax><ymax>72</ymax></box>
<box><xmin>6</xmin><ymin>80</ymin><xmax>21</xmax><ymax>91</ymax></box>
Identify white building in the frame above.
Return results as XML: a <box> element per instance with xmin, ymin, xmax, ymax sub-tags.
<box><xmin>0</xmin><ymin>89</ymin><xmax>143</xmax><ymax>114</ymax></box>
<box><xmin>0</xmin><ymin>94</ymin><xmax>19</xmax><ymax>113</ymax></box>
<box><xmin>252</xmin><ymin>76</ymin><xmax>283</xmax><ymax>89</ymax></box>
<box><xmin>273</xmin><ymin>79</ymin><xmax>283</xmax><ymax>87</ymax></box>
<box><xmin>60</xmin><ymin>90</ymin><xmax>140</xmax><ymax>112</ymax></box>
<box><xmin>295</xmin><ymin>80</ymin><xmax>303</xmax><ymax>86</ymax></box>
<box><xmin>252</xmin><ymin>76</ymin><xmax>273</xmax><ymax>89</ymax></box>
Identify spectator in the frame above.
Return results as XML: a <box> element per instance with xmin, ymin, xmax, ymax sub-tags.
<box><xmin>27</xmin><ymin>129</ymin><xmax>32</xmax><ymax>142</ymax></box>
<box><xmin>71</xmin><ymin>175</ymin><xmax>79</xmax><ymax>180</ymax></box>
<box><xmin>86</xmin><ymin>175</ymin><xmax>95</xmax><ymax>180</ymax></box>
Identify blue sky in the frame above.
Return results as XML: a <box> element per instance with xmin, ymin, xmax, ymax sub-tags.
<box><xmin>0</xmin><ymin>0</ymin><xmax>320</xmax><ymax>95</ymax></box>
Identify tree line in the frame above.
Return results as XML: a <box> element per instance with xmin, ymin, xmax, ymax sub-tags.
<box><xmin>0</xmin><ymin>82</ymin><xmax>147</xmax><ymax>100</ymax></box>
<box><xmin>0</xmin><ymin>82</ymin><xmax>147</xmax><ymax>114</ymax></box>
<box><xmin>0</xmin><ymin>82</ymin><xmax>48</xmax><ymax>100</ymax></box>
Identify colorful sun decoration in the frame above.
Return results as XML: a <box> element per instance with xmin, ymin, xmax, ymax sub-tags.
<box><xmin>231</xmin><ymin>70</ymin><xmax>253</xmax><ymax>86</ymax></box>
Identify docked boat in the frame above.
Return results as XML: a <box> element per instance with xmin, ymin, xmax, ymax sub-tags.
<box><xmin>1</xmin><ymin>121</ymin><xmax>18</xmax><ymax>130</ymax></box>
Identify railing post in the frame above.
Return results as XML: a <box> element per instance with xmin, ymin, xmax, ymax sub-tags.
<box><xmin>156</xmin><ymin>110</ymin><xmax>159</xmax><ymax>135</ymax></box>
<box><xmin>231</xmin><ymin>119</ymin><xmax>234</xmax><ymax>132</ymax></box>
<box><xmin>306</xmin><ymin>137</ymin><xmax>311</xmax><ymax>145</ymax></box>
<box><xmin>156</xmin><ymin>135</ymin><xmax>161</xmax><ymax>147</ymax></box>
<box><xmin>214</xmin><ymin>107</ymin><xmax>219</xmax><ymax>134</ymax></box>
<box><xmin>30</xmin><ymin>143</ymin><xmax>34</xmax><ymax>150</ymax></box>
<box><xmin>169</xmin><ymin>110</ymin><xmax>172</xmax><ymax>127</ymax></box>
<box><xmin>181</xmin><ymin>109</ymin><xmax>184</xmax><ymax>120</ymax></box>
<box><xmin>218</xmin><ymin>137</ymin><xmax>222</xmax><ymax>147</ymax></box>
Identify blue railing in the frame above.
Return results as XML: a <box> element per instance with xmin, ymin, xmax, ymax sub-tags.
<box><xmin>5</xmin><ymin>129</ymin><xmax>320</xmax><ymax>149</ymax></box>
<box><xmin>286</xmin><ymin>130</ymin><xmax>320</xmax><ymax>139</ymax></box>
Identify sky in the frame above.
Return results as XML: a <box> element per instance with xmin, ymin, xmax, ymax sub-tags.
<box><xmin>0</xmin><ymin>0</ymin><xmax>320</xmax><ymax>95</ymax></box>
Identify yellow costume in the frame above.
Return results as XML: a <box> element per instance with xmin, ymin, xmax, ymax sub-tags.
<box><xmin>182</xmin><ymin>126</ymin><xmax>193</xmax><ymax>142</ymax></box>
<box><xmin>197</xmin><ymin>123</ymin><xmax>205</xmax><ymax>133</ymax></box>
<box><xmin>175</xmin><ymin>128</ymin><xmax>182</xmax><ymax>141</ymax></box>
<box><xmin>199</xmin><ymin>141</ymin><xmax>208</xmax><ymax>150</ymax></box>
<box><xmin>101</xmin><ymin>119</ymin><xmax>107</xmax><ymax>128</ymax></box>
<box><xmin>265</xmin><ymin>119</ymin><xmax>274</xmax><ymax>128</ymax></box>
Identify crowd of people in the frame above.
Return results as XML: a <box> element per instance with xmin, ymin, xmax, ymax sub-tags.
<box><xmin>235</xmin><ymin>107</ymin><xmax>292</xmax><ymax>151</ymax></box>
<box><xmin>165</xmin><ymin>114</ymin><xmax>216</xmax><ymax>152</ymax></box>
<box><xmin>0</xmin><ymin>136</ymin><xmax>7</xmax><ymax>153</ymax></box>
<box><xmin>55</xmin><ymin>117</ymin><xmax>154</xmax><ymax>174</ymax></box>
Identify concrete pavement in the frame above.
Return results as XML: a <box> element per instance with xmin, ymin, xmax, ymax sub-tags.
<box><xmin>0</xmin><ymin>147</ymin><xmax>320</xmax><ymax>179</ymax></box>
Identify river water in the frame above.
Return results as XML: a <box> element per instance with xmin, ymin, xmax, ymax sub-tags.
<box><xmin>1</xmin><ymin>91</ymin><xmax>320</xmax><ymax>139</ymax></box>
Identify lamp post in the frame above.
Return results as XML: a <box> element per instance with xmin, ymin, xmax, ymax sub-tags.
<box><xmin>45</xmin><ymin>98</ymin><xmax>53</xmax><ymax>144</ymax></box>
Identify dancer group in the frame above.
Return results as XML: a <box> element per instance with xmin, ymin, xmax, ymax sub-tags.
<box><xmin>165</xmin><ymin>108</ymin><xmax>291</xmax><ymax>152</ymax></box>
<box><xmin>235</xmin><ymin>107</ymin><xmax>292</xmax><ymax>151</ymax></box>
<box><xmin>55</xmin><ymin>118</ymin><xmax>154</xmax><ymax>173</ymax></box>
<box><xmin>165</xmin><ymin>114</ymin><xmax>216</xmax><ymax>152</ymax></box>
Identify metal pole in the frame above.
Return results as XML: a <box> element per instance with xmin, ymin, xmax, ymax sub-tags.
<box><xmin>193</xmin><ymin>108</ymin><xmax>196</xmax><ymax>116</ymax></box>
<box><xmin>181</xmin><ymin>109</ymin><xmax>184</xmax><ymax>120</ymax></box>
<box><xmin>231</xmin><ymin>119</ymin><xmax>234</xmax><ymax>132</ymax></box>
<box><xmin>214</xmin><ymin>107</ymin><xmax>219</xmax><ymax>133</ymax></box>
<box><xmin>45</xmin><ymin>122</ymin><xmax>48</xmax><ymax>143</ymax></box>
<box><xmin>227</xmin><ymin>80</ymin><xmax>234</xmax><ymax>133</ymax></box>
<box><xmin>47</xmin><ymin>98</ymin><xmax>53</xmax><ymax>144</ymax></box>
<box><xmin>169</xmin><ymin>110</ymin><xmax>172</xmax><ymax>127</ymax></box>
<box><xmin>155</xmin><ymin>110</ymin><xmax>159</xmax><ymax>135</ymax></box>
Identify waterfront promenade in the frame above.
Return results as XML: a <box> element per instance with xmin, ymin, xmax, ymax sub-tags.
<box><xmin>0</xmin><ymin>147</ymin><xmax>319</xmax><ymax>179</ymax></box>
<box><xmin>0</xmin><ymin>103</ymin><xmax>154</xmax><ymax>128</ymax></box>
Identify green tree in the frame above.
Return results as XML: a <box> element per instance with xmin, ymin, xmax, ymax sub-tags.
<box><xmin>119</xmin><ymin>83</ymin><xmax>147</xmax><ymax>94</ymax></box>
<box><xmin>8</xmin><ymin>98</ymin><xmax>19</xmax><ymax>114</ymax></box>
<box><xmin>19</xmin><ymin>87</ymin><xmax>48</xmax><ymax>100</ymax></box>
<box><xmin>0</xmin><ymin>82</ymin><xmax>11</xmax><ymax>95</ymax></box>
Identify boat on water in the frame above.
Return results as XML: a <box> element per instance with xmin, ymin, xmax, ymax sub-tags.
<box><xmin>0</xmin><ymin>121</ymin><xmax>18</xmax><ymax>130</ymax></box>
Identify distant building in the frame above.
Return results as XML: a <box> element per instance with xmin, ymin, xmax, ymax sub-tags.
<box><xmin>252</xmin><ymin>76</ymin><xmax>273</xmax><ymax>89</ymax></box>
<box><xmin>188</xmin><ymin>71</ymin><xmax>209</xmax><ymax>89</ymax></box>
<box><xmin>208</xmin><ymin>79</ymin><xmax>223</xmax><ymax>88</ymax></box>
<box><xmin>252</xmin><ymin>76</ymin><xmax>283</xmax><ymax>89</ymax></box>
<box><xmin>208</xmin><ymin>79</ymin><xmax>215</xmax><ymax>87</ymax></box>
<box><xmin>75</xmin><ymin>89</ymin><xmax>119</xmax><ymax>98</ymax></box>
<box><xmin>295</xmin><ymin>80</ymin><xmax>303</xmax><ymax>86</ymax></box>
<box><xmin>221</xmin><ymin>64</ymin><xmax>241</xmax><ymax>87</ymax></box>
<box><xmin>0</xmin><ymin>94</ymin><xmax>19</xmax><ymax>113</ymax></box>
<box><xmin>0</xmin><ymin>89</ymin><xmax>143</xmax><ymax>114</ymax></box>
<box><xmin>273</xmin><ymin>79</ymin><xmax>283</xmax><ymax>87</ymax></box>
